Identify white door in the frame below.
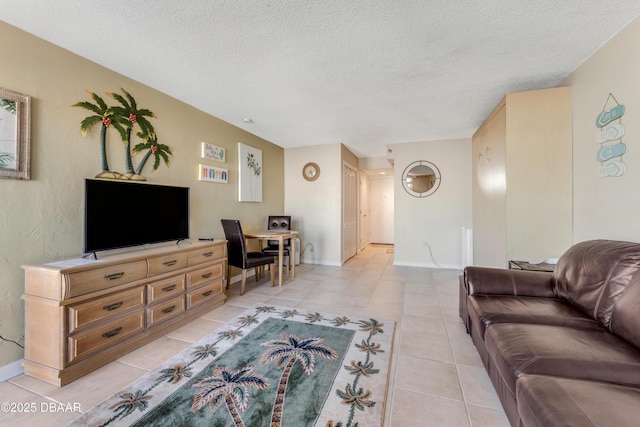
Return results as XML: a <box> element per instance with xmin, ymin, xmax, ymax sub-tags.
<box><xmin>370</xmin><ymin>177</ymin><xmax>394</xmax><ymax>244</ymax></box>
<box><xmin>343</xmin><ymin>164</ymin><xmax>358</xmax><ymax>262</ymax></box>
<box><xmin>358</xmin><ymin>171</ymin><xmax>370</xmax><ymax>251</ymax></box>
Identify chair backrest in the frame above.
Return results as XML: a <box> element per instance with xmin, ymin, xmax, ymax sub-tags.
<box><xmin>268</xmin><ymin>215</ymin><xmax>291</xmax><ymax>246</ymax></box>
<box><xmin>221</xmin><ymin>219</ymin><xmax>248</xmax><ymax>269</ymax></box>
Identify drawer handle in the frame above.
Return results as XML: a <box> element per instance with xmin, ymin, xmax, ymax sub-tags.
<box><xmin>161</xmin><ymin>284</ymin><xmax>177</xmax><ymax>292</ymax></box>
<box><xmin>201</xmin><ymin>272</ymin><xmax>213</xmax><ymax>279</ymax></box>
<box><xmin>104</xmin><ymin>272</ymin><xmax>125</xmax><ymax>281</ymax></box>
<box><xmin>202</xmin><ymin>251</ymin><xmax>213</xmax><ymax>257</ymax></box>
<box><xmin>102</xmin><ymin>327</ymin><xmax>122</xmax><ymax>338</ymax></box>
<box><xmin>162</xmin><ymin>260</ymin><xmax>177</xmax><ymax>267</ymax></box>
<box><xmin>103</xmin><ymin>301</ymin><xmax>123</xmax><ymax>311</ymax></box>
<box><xmin>161</xmin><ymin>305</ymin><xmax>176</xmax><ymax>314</ymax></box>
<box><xmin>202</xmin><ymin>290</ymin><xmax>213</xmax><ymax>297</ymax></box>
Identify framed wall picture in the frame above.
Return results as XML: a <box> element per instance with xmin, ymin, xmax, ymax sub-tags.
<box><xmin>238</xmin><ymin>142</ymin><xmax>262</xmax><ymax>202</ymax></box>
<box><xmin>0</xmin><ymin>87</ymin><xmax>31</xmax><ymax>180</ymax></box>
<box><xmin>198</xmin><ymin>164</ymin><xmax>228</xmax><ymax>183</ymax></box>
<box><xmin>201</xmin><ymin>142</ymin><xmax>225</xmax><ymax>162</ymax></box>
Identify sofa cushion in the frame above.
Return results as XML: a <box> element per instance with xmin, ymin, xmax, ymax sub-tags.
<box><xmin>517</xmin><ymin>375</ymin><xmax>640</xmax><ymax>427</ymax></box>
<box><xmin>610</xmin><ymin>268</ymin><xmax>640</xmax><ymax>349</ymax></box>
<box><xmin>468</xmin><ymin>295</ymin><xmax>600</xmax><ymax>341</ymax></box>
<box><xmin>554</xmin><ymin>239</ymin><xmax>640</xmax><ymax>328</ymax></box>
<box><xmin>484</xmin><ymin>323</ymin><xmax>640</xmax><ymax>398</ymax></box>
<box><xmin>467</xmin><ymin>295</ymin><xmax>601</xmax><ymax>368</ymax></box>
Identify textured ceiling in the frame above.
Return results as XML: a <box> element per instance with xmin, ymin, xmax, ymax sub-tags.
<box><xmin>2</xmin><ymin>1</ymin><xmax>640</xmax><ymax>158</ymax></box>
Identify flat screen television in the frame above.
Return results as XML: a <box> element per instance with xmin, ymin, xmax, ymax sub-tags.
<box><xmin>84</xmin><ymin>179</ymin><xmax>189</xmax><ymax>254</ymax></box>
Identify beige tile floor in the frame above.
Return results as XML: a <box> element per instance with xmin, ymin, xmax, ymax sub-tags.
<box><xmin>0</xmin><ymin>245</ymin><xmax>509</xmax><ymax>426</ymax></box>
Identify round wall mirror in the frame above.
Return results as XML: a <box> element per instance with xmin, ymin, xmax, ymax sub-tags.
<box><xmin>401</xmin><ymin>160</ymin><xmax>441</xmax><ymax>197</ymax></box>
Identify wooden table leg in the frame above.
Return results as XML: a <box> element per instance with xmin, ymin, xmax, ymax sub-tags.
<box><xmin>278</xmin><ymin>236</ymin><xmax>284</xmax><ymax>287</ymax></box>
<box><xmin>290</xmin><ymin>235</ymin><xmax>296</xmax><ymax>278</ymax></box>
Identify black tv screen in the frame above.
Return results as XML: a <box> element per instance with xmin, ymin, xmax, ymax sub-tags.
<box><xmin>84</xmin><ymin>179</ymin><xmax>189</xmax><ymax>253</ymax></box>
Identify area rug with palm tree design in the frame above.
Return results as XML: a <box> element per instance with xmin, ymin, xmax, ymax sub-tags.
<box><xmin>66</xmin><ymin>305</ymin><xmax>395</xmax><ymax>427</ymax></box>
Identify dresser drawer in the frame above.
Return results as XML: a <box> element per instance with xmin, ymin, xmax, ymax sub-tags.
<box><xmin>68</xmin><ymin>286</ymin><xmax>145</xmax><ymax>333</ymax></box>
<box><xmin>148</xmin><ymin>252</ymin><xmax>188</xmax><ymax>276</ymax></box>
<box><xmin>187</xmin><ymin>245</ymin><xmax>225</xmax><ymax>266</ymax></box>
<box><xmin>68</xmin><ymin>310</ymin><xmax>144</xmax><ymax>364</ymax></box>
<box><xmin>186</xmin><ymin>262</ymin><xmax>223</xmax><ymax>288</ymax></box>
<box><xmin>147</xmin><ymin>274</ymin><xmax>185</xmax><ymax>303</ymax></box>
<box><xmin>65</xmin><ymin>260</ymin><xmax>148</xmax><ymax>298</ymax></box>
<box><xmin>187</xmin><ymin>280</ymin><xmax>224</xmax><ymax>309</ymax></box>
<box><xmin>147</xmin><ymin>295</ymin><xmax>185</xmax><ymax>326</ymax></box>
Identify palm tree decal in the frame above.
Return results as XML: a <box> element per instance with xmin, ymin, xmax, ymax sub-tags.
<box><xmin>108</xmin><ymin>88</ymin><xmax>157</xmax><ymax>179</ymax></box>
<box><xmin>156</xmin><ymin>364</ymin><xmax>192</xmax><ymax>384</ymax></box>
<box><xmin>260</xmin><ymin>333</ymin><xmax>337</xmax><ymax>426</ymax></box>
<box><xmin>132</xmin><ymin>134</ymin><xmax>172</xmax><ymax>175</ymax></box>
<box><xmin>191</xmin><ymin>365</ymin><xmax>269</xmax><ymax>427</ymax></box>
<box><xmin>71</xmin><ymin>90</ymin><xmax>124</xmax><ymax>178</ymax></box>
<box><xmin>109</xmin><ymin>390</ymin><xmax>153</xmax><ymax>417</ymax></box>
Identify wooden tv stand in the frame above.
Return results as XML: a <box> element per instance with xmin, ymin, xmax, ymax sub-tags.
<box><xmin>22</xmin><ymin>240</ymin><xmax>227</xmax><ymax>386</ymax></box>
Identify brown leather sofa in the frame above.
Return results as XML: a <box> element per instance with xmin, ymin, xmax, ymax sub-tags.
<box><xmin>459</xmin><ymin>240</ymin><xmax>640</xmax><ymax>427</ymax></box>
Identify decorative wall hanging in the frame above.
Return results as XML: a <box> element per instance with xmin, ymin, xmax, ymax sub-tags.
<box><xmin>201</xmin><ymin>142</ymin><xmax>225</xmax><ymax>162</ymax></box>
<box><xmin>198</xmin><ymin>164</ymin><xmax>228</xmax><ymax>183</ymax></box>
<box><xmin>238</xmin><ymin>142</ymin><xmax>262</xmax><ymax>202</ymax></box>
<box><xmin>595</xmin><ymin>93</ymin><xmax>626</xmax><ymax>178</ymax></box>
<box><xmin>73</xmin><ymin>88</ymin><xmax>172</xmax><ymax>180</ymax></box>
<box><xmin>302</xmin><ymin>162</ymin><xmax>320</xmax><ymax>181</ymax></box>
<box><xmin>0</xmin><ymin>87</ymin><xmax>31</xmax><ymax>180</ymax></box>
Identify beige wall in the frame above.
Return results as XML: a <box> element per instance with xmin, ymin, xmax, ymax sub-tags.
<box><xmin>563</xmin><ymin>16</ymin><xmax>640</xmax><ymax>242</ymax></box>
<box><xmin>285</xmin><ymin>144</ymin><xmax>343</xmax><ymax>266</ymax></box>
<box><xmin>391</xmin><ymin>139</ymin><xmax>472</xmax><ymax>268</ymax></box>
<box><xmin>0</xmin><ymin>22</ymin><xmax>284</xmax><ymax>366</ymax></box>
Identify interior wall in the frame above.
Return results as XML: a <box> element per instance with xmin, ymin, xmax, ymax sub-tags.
<box><xmin>563</xmin><ymin>16</ymin><xmax>640</xmax><ymax>242</ymax></box>
<box><xmin>391</xmin><ymin>139</ymin><xmax>472</xmax><ymax>268</ymax></box>
<box><xmin>0</xmin><ymin>22</ymin><xmax>284</xmax><ymax>367</ymax></box>
<box><xmin>285</xmin><ymin>144</ymin><xmax>342</xmax><ymax>266</ymax></box>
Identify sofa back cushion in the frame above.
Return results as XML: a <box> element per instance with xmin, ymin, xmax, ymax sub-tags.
<box><xmin>554</xmin><ymin>240</ymin><xmax>640</xmax><ymax>329</ymax></box>
<box><xmin>610</xmin><ymin>268</ymin><xmax>640</xmax><ymax>349</ymax></box>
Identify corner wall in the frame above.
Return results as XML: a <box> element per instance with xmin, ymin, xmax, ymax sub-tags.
<box><xmin>0</xmin><ymin>22</ymin><xmax>284</xmax><ymax>367</ymax></box>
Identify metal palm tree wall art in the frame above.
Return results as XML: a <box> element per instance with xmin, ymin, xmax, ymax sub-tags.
<box><xmin>73</xmin><ymin>88</ymin><xmax>172</xmax><ymax>180</ymax></box>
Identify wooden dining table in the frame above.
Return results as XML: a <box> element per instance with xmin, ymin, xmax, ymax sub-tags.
<box><xmin>244</xmin><ymin>230</ymin><xmax>298</xmax><ymax>287</ymax></box>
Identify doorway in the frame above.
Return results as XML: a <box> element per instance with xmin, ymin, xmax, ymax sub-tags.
<box><xmin>369</xmin><ymin>176</ymin><xmax>394</xmax><ymax>244</ymax></box>
<box><xmin>358</xmin><ymin>171</ymin><xmax>370</xmax><ymax>252</ymax></box>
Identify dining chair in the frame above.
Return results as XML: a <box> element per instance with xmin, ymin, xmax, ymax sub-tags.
<box><xmin>261</xmin><ymin>215</ymin><xmax>292</xmax><ymax>270</ymax></box>
<box><xmin>221</xmin><ymin>219</ymin><xmax>275</xmax><ymax>295</ymax></box>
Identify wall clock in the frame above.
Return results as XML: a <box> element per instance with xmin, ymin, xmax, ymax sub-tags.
<box><xmin>302</xmin><ymin>162</ymin><xmax>320</xmax><ymax>181</ymax></box>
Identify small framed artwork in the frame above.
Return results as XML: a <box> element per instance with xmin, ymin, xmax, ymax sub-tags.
<box><xmin>238</xmin><ymin>142</ymin><xmax>262</xmax><ymax>202</ymax></box>
<box><xmin>201</xmin><ymin>142</ymin><xmax>225</xmax><ymax>162</ymax></box>
<box><xmin>198</xmin><ymin>164</ymin><xmax>228</xmax><ymax>183</ymax></box>
<box><xmin>0</xmin><ymin>87</ymin><xmax>31</xmax><ymax>180</ymax></box>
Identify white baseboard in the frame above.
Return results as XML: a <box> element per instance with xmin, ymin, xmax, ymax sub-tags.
<box><xmin>393</xmin><ymin>261</ymin><xmax>462</xmax><ymax>270</ymax></box>
<box><xmin>0</xmin><ymin>359</ymin><xmax>24</xmax><ymax>382</ymax></box>
<box><xmin>300</xmin><ymin>258</ymin><xmax>341</xmax><ymax>266</ymax></box>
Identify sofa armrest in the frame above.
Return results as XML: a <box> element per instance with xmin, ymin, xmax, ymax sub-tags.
<box><xmin>464</xmin><ymin>266</ymin><xmax>556</xmax><ymax>297</ymax></box>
